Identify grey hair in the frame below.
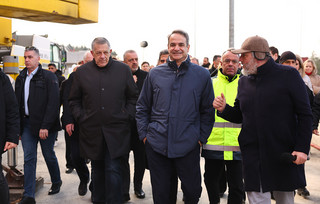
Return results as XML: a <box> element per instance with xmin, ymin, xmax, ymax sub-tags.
<box><xmin>123</xmin><ymin>50</ymin><xmax>136</xmax><ymax>61</ymax></box>
<box><xmin>91</xmin><ymin>37</ymin><xmax>111</xmax><ymax>50</ymax></box>
<box><xmin>83</xmin><ymin>51</ymin><xmax>92</xmax><ymax>60</ymax></box>
<box><xmin>25</xmin><ymin>46</ymin><xmax>40</xmax><ymax>56</ymax></box>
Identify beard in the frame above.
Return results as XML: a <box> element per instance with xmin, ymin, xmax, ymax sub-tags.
<box><xmin>241</xmin><ymin>58</ymin><xmax>259</xmax><ymax>76</ymax></box>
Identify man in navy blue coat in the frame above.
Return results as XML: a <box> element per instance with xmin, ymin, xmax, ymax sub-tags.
<box><xmin>136</xmin><ymin>30</ymin><xmax>215</xmax><ymax>204</ymax></box>
<box><xmin>213</xmin><ymin>36</ymin><xmax>312</xmax><ymax>204</ymax></box>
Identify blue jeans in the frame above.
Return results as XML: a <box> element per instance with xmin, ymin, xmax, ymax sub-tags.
<box><xmin>91</xmin><ymin>145</ymin><xmax>124</xmax><ymax>204</ymax></box>
<box><xmin>21</xmin><ymin>118</ymin><xmax>61</xmax><ymax>198</ymax></box>
<box><xmin>0</xmin><ymin>157</ymin><xmax>9</xmax><ymax>204</ymax></box>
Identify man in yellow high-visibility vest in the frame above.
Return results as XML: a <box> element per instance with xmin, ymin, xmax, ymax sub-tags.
<box><xmin>202</xmin><ymin>49</ymin><xmax>244</xmax><ymax>204</ymax></box>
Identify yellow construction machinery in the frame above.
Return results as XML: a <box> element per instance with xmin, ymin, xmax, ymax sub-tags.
<box><xmin>0</xmin><ymin>0</ymin><xmax>99</xmax><ymax>78</ymax></box>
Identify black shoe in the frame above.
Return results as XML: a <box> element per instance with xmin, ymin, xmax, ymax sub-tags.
<box><xmin>48</xmin><ymin>180</ymin><xmax>62</xmax><ymax>195</ymax></box>
<box><xmin>297</xmin><ymin>187</ymin><xmax>310</xmax><ymax>197</ymax></box>
<box><xmin>134</xmin><ymin>189</ymin><xmax>145</xmax><ymax>199</ymax></box>
<box><xmin>19</xmin><ymin>196</ymin><xmax>36</xmax><ymax>204</ymax></box>
<box><xmin>78</xmin><ymin>181</ymin><xmax>88</xmax><ymax>196</ymax></box>
<box><xmin>65</xmin><ymin>168</ymin><xmax>74</xmax><ymax>174</ymax></box>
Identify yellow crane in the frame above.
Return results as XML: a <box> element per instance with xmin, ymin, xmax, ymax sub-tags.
<box><xmin>0</xmin><ymin>0</ymin><xmax>99</xmax><ymax>77</ymax></box>
<box><xmin>0</xmin><ymin>0</ymin><xmax>98</xmax><ymax>46</ymax></box>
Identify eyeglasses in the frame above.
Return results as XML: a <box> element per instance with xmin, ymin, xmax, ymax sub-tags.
<box><xmin>223</xmin><ymin>59</ymin><xmax>239</xmax><ymax>64</ymax></box>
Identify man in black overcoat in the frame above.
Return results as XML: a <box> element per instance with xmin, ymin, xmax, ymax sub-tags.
<box><xmin>60</xmin><ymin>71</ymin><xmax>90</xmax><ymax>196</ymax></box>
<box><xmin>122</xmin><ymin>50</ymin><xmax>148</xmax><ymax>201</ymax></box>
<box><xmin>69</xmin><ymin>37</ymin><xmax>138</xmax><ymax>204</ymax></box>
<box><xmin>213</xmin><ymin>36</ymin><xmax>312</xmax><ymax>204</ymax></box>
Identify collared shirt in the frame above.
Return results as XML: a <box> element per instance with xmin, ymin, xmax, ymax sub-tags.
<box><xmin>24</xmin><ymin>67</ymin><xmax>38</xmax><ymax>115</ymax></box>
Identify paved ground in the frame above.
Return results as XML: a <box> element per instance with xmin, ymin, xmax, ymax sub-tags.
<box><xmin>3</xmin><ymin>130</ymin><xmax>320</xmax><ymax>204</ymax></box>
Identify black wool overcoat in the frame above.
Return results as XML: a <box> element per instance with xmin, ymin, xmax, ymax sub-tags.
<box><xmin>69</xmin><ymin>58</ymin><xmax>138</xmax><ymax>160</ymax></box>
<box><xmin>219</xmin><ymin>58</ymin><xmax>312</xmax><ymax>192</ymax></box>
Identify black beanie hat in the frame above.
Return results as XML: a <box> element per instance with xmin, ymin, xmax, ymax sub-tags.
<box><xmin>279</xmin><ymin>51</ymin><xmax>296</xmax><ymax>64</ymax></box>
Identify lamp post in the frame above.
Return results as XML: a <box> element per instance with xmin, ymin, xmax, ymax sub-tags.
<box><xmin>229</xmin><ymin>0</ymin><xmax>234</xmax><ymax>48</ymax></box>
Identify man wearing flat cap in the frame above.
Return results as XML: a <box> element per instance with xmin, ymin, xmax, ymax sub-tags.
<box><xmin>213</xmin><ymin>36</ymin><xmax>312</xmax><ymax>203</ymax></box>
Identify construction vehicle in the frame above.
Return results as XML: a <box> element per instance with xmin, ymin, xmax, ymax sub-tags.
<box><xmin>11</xmin><ymin>34</ymin><xmax>67</xmax><ymax>69</ymax></box>
<box><xmin>1</xmin><ymin>33</ymin><xmax>67</xmax><ymax>81</ymax></box>
<box><xmin>0</xmin><ymin>1</ymin><xmax>99</xmax><ymax>202</ymax></box>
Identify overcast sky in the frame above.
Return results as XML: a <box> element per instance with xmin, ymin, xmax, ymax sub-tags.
<box><xmin>12</xmin><ymin>0</ymin><xmax>320</xmax><ymax>66</ymax></box>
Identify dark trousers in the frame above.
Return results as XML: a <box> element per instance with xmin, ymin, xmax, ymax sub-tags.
<box><xmin>219</xmin><ymin>168</ymin><xmax>227</xmax><ymax>194</ymax></box>
<box><xmin>122</xmin><ymin>122</ymin><xmax>146</xmax><ymax>199</ymax></box>
<box><xmin>69</xmin><ymin>130</ymin><xmax>89</xmax><ymax>183</ymax></box>
<box><xmin>64</xmin><ymin>131</ymin><xmax>74</xmax><ymax>169</ymax></box>
<box><xmin>0</xmin><ymin>157</ymin><xmax>9</xmax><ymax>204</ymax></box>
<box><xmin>91</xmin><ymin>145</ymin><xmax>124</xmax><ymax>204</ymax></box>
<box><xmin>122</xmin><ymin>156</ymin><xmax>130</xmax><ymax>200</ymax></box>
<box><xmin>145</xmin><ymin>141</ymin><xmax>202</xmax><ymax>204</ymax></box>
<box><xmin>131</xmin><ymin>137</ymin><xmax>146</xmax><ymax>191</ymax></box>
<box><xmin>170</xmin><ymin>174</ymin><xmax>178</xmax><ymax>203</ymax></box>
<box><xmin>204</xmin><ymin>159</ymin><xmax>244</xmax><ymax>204</ymax></box>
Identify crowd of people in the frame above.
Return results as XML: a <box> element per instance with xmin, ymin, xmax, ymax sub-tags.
<box><xmin>0</xmin><ymin>30</ymin><xmax>319</xmax><ymax>204</ymax></box>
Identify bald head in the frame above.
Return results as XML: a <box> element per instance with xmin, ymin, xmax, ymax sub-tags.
<box><xmin>83</xmin><ymin>51</ymin><xmax>93</xmax><ymax>64</ymax></box>
<box><xmin>221</xmin><ymin>50</ymin><xmax>239</xmax><ymax>78</ymax></box>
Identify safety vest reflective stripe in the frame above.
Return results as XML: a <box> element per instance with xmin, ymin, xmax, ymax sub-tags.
<box><xmin>202</xmin><ymin>144</ymin><xmax>241</xmax><ymax>151</ymax></box>
<box><xmin>213</xmin><ymin>122</ymin><xmax>242</xmax><ymax>128</ymax></box>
